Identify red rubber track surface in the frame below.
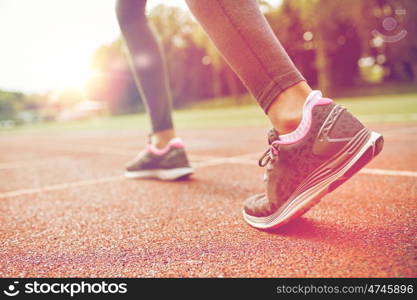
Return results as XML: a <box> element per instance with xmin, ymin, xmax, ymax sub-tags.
<box><xmin>0</xmin><ymin>123</ymin><xmax>416</xmax><ymax>277</ymax></box>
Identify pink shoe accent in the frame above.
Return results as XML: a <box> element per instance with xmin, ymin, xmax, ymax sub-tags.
<box><xmin>147</xmin><ymin>138</ymin><xmax>185</xmax><ymax>156</ymax></box>
<box><xmin>276</xmin><ymin>91</ymin><xmax>333</xmax><ymax>146</ymax></box>
<box><xmin>271</xmin><ymin>146</ymin><xmax>280</xmax><ymax>156</ymax></box>
<box><xmin>169</xmin><ymin>137</ymin><xmax>185</xmax><ymax>149</ymax></box>
<box><xmin>317</xmin><ymin>98</ymin><xmax>333</xmax><ymax>105</ymax></box>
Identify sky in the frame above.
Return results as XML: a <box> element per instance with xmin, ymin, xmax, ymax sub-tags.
<box><xmin>0</xmin><ymin>0</ymin><xmax>280</xmax><ymax>94</ymax></box>
<box><xmin>0</xmin><ymin>0</ymin><xmax>189</xmax><ymax>93</ymax></box>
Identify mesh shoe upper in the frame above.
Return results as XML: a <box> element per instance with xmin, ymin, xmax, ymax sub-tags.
<box><xmin>126</xmin><ymin>145</ymin><xmax>191</xmax><ymax>172</ymax></box>
<box><xmin>244</xmin><ymin>102</ymin><xmax>365</xmax><ymax>217</ymax></box>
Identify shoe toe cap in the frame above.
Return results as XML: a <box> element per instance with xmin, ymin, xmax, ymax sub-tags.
<box><xmin>244</xmin><ymin>193</ymin><xmax>275</xmax><ymax>217</ymax></box>
<box><xmin>125</xmin><ymin>160</ymin><xmax>138</xmax><ymax>171</ymax></box>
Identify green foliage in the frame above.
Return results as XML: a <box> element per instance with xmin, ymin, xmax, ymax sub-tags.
<box><xmin>5</xmin><ymin>0</ymin><xmax>416</xmax><ymax>121</ymax></box>
<box><xmin>88</xmin><ymin>1</ymin><xmax>417</xmax><ymax>114</ymax></box>
<box><xmin>149</xmin><ymin>5</ymin><xmax>244</xmax><ymax>104</ymax></box>
<box><xmin>3</xmin><ymin>93</ymin><xmax>416</xmax><ymax>133</ymax></box>
<box><xmin>0</xmin><ymin>91</ymin><xmax>24</xmax><ymax>120</ymax></box>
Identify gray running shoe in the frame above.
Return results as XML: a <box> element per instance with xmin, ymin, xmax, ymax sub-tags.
<box><xmin>125</xmin><ymin>138</ymin><xmax>193</xmax><ymax>180</ymax></box>
<box><xmin>243</xmin><ymin>98</ymin><xmax>384</xmax><ymax>229</ymax></box>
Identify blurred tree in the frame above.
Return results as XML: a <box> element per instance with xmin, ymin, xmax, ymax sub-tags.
<box><xmin>0</xmin><ymin>90</ymin><xmax>24</xmax><ymax>121</ymax></box>
<box><xmin>286</xmin><ymin>0</ymin><xmax>368</xmax><ymax>94</ymax></box>
<box><xmin>265</xmin><ymin>1</ymin><xmax>317</xmax><ymax>85</ymax></box>
<box><xmin>85</xmin><ymin>0</ymin><xmax>417</xmax><ymax>115</ymax></box>
<box><xmin>149</xmin><ymin>5</ymin><xmax>211</xmax><ymax>105</ymax></box>
<box><xmin>3</xmin><ymin>1</ymin><xmax>415</xmax><ymax>125</ymax></box>
<box><xmin>150</xmin><ymin>5</ymin><xmax>244</xmax><ymax>105</ymax></box>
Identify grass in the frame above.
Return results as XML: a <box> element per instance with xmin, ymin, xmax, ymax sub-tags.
<box><xmin>2</xmin><ymin>93</ymin><xmax>416</xmax><ymax>134</ymax></box>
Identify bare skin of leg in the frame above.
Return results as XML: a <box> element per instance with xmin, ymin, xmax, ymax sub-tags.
<box><xmin>151</xmin><ymin>129</ymin><xmax>176</xmax><ymax>149</ymax></box>
<box><xmin>267</xmin><ymin>81</ymin><xmax>312</xmax><ymax>134</ymax></box>
<box><xmin>153</xmin><ymin>81</ymin><xmax>310</xmax><ymax>148</ymax></box>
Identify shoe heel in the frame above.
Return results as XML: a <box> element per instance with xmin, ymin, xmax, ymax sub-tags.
<box><xmin>373</xmin><ymin>133</ymin><xmax>384</xmax><ymax>157</ymax></box>
<box><xmin>328</xmin><ymin>132</ymin><xmax>383</xmax><ymax>193</ymax></box>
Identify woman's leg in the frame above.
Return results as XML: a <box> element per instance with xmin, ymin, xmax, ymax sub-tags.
<box><xmin>116</xmin><ymin>0</ymin><xmax>175</xmax><ymax>148</ymax></box>
<box><xmin>185</xmin><ymin>0</ymin><xmax>311</xmax><ymax>134</ymax></box>
<box><xmin>186</xmin><ymin>0</ymin><xmax>384</xmax><ymax>229</ymax></box>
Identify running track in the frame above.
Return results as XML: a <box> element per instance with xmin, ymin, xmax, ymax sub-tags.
<box><xmin>0</xmin><ymin>123</ymin><xmax>416</xmax><ymax>277</ymax></box>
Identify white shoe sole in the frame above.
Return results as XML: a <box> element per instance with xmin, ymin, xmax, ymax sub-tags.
<box><xmin>125</xmin><ymin>167</ymin><xmax>193</xmax><ymax>180</ymax></box>
<box><xmin>243</xmin><ymin>131</ymin><xmax>384</xmax><ymax>230</ymax></box>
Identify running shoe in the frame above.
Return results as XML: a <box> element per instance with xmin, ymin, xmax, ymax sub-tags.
<box><xmin>125</xmin><ymin>137</ymin><xmax>193</xmax><ymax>180</ymax></box>
<box><xmin>243</xmin><ymin>91</ymin><xmax>384</xmax><ymax>229</ymax></box>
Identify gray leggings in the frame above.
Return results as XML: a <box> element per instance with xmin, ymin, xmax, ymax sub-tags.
<box><xmin>116</xmin><ymin>0</ymin><xmax>305</xmax><ymax>132</ymax></box>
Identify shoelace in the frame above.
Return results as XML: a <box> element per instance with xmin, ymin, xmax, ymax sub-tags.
<box><xmin>258</xmin><ymin>142</ymin><xmax>280</xmax><ymax>167</ymax></box>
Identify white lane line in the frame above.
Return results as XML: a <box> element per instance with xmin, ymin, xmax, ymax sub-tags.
<box><xmin>4</xmin><ymin>124</ymin><xmax>417</xmax><ymax>170</ymax></box>
<box><xmin>1</xmin><ymin>154</ymin><xmax>416</xmax><ymax>199</ymax></box>
<box><xmin>360</xmin><ymin>168</ymin><xmax>417</xmax><ymax>177</ymax></box>
<box><xmin>0</xmin><ymin>152</ymin><xmax>218</xmax><ymax>170</ymax></box>
<box><xmin>193</xmin><ymin>154</ymin><xmax>260</xmax><ymax>168</ymax></box>
<box><xmin>0</xmin><ymin>157</ymin><xmax>71</xmax><ymax>170</ymax></box>
<box><xmin>0</xmin><ymin>175</ymin><xmax>124</xmax><ymax>199</ymax></box>
<box><xmin>0</xmin><ymin>146</ymin><xmax>134</xmax><ymax>170</ymax></box>
<box><xmin>69</xmin><ymin>145</ymin><xmax>135</xmax><ymax>156</ymax></box>
<box><xmin>360</xmin><ymin>113</ymin><xmax>417</xmax><ymax>123</ymax></box>
<box><xmin>219</xmin><ymin>158</ymin><xmax>417</xmax><ymax>177</ymax></box>
<box><xmin>384</xmin><ymin>136</ymin><xmax>417</xmax><ymax>142</ymax></box>
<box><xmin>381</xmin><ymin>126</ymin><xmax>417</xmax><ymax>136</ymax></box>
<box><xmin>0</xmin><ymin>154</ymin><xmax>257</xmax><ymax>199</ymax></box>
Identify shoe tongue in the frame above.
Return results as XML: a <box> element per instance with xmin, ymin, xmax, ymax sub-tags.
<box><xmin>267</xmin><ymin>129</ymin><xmax>280</xmax><ymax>145</ymax></box>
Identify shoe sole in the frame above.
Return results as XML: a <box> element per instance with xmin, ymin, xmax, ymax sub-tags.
<box><xmin>243</xmin><ymin>130</ymin><xmax>384</xmax><ymax>230</ymax></box>
<box><xmin>125</xmin><ymin>167</ymin><xmax>193</xmax><ymax>180</ymax></box>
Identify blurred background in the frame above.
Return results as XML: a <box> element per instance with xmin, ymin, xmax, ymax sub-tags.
<box><xmin>0</xmin><ymin>0</ymin><xmax>416</xmax><ymax>129</ymax></box>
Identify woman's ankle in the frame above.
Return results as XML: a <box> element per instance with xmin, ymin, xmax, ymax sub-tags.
<box><xmin>150</xmin><ymin>128</ymin><xmax>176</xmax><ymax>149</ymax></box>
<box><xmin>267</xmin><ymin>81</ymin><xmax>312</xmax><ymax>134</ymax></box>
